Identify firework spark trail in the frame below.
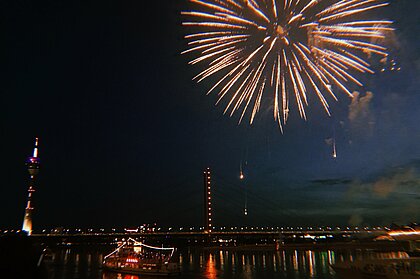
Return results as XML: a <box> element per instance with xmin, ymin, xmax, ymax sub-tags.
<box><xmin>182</xmin><ymin>0</ymin><xmax>392</xmax><ymax>129</ymax></box>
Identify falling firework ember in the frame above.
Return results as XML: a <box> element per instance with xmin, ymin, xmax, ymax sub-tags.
<box><xmin>182</xmin><ymin>0</ymin><xmax>393</xmax><ymax>130</ymax></box>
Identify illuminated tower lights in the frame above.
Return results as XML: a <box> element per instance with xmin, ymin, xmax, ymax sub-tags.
<box><xmin>203</xmin><ymin>168</ymin><xmax>212</xmax><ymax>233</ymax></box>
<box><xmin>22</xmin><ymin>138</ymin><xmax>40</xmax><ymax>235</ymax></box>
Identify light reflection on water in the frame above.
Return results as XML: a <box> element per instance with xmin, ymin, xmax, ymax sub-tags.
<box><xmin>48</xmin><ymin>246</ymin><xmax>408</xmax><ymax>279</ymax></box>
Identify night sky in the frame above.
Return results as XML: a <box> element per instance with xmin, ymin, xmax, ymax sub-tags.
<box><xmin>1</xmin><ymin>0</ymin><xmax>419</xmax><ymax>230</ymax></box>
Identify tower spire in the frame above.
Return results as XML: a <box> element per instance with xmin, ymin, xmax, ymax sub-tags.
<box><xmin>33</xmin><ymin>137</ymin><xmax>39</xmax><ymax>158</ymax></box>
<box><xmin>22</xmin><ymin>138</ymin><xmax>41</xmax><ymax>235</ymax></box>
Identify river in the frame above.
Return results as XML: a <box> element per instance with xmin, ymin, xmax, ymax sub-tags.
<box><xmin>47</xmin><ymin>245</ymin><xmax>407</xmax><ymax>279</ymax></box>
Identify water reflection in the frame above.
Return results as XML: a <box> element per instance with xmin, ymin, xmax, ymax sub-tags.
<box><xmin>293</xmin><ymin>250</ymin><xmax>298</xmax><ymax>271</ymax></box>
<box><xmin>104</xmin><ymin>274</ymin><xmax>139</xmax><ymax>279</ymax></box>
<box><xmin>48</xmin><ymin>245</ymin><xmax>409</xmax><ymax>279</ymax></box>
<box><xmin>177</xmin><ymin>249</ymin><xmax>335</xmax><ymax>278</ymax></box>
<box><xmin>205</xmin><ymin>253</ymin><xmax>217</xmax><ymax>279</ymax></box>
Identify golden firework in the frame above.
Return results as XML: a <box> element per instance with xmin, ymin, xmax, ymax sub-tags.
<box><xmin>183</xmin><ymin>0</ymin><xmax>393</xmax><ymax>130</ymax></box>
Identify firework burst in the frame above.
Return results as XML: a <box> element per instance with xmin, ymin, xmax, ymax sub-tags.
<box><xmin>182</xmin><ymin>0</ymin><xmax>393</xmax><ymax>130</ymax></box>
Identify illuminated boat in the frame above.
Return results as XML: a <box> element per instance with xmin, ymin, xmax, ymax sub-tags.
<box><xmin>103</xmin><ymin>238</ymin><xmax>180</xmax><ymax>276</ymax></box>
<box><xmin>332</xmin><ymin>257</ymin><xmax>420</xmax><ymax>279</ymax></box>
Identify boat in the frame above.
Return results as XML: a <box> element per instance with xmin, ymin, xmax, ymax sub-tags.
<box><xmin>332</xmin><ymin>257</ymin><xmax>420</xmax><ymax>278</ymax></box>
<box><xmin>103</xmin><ymin>238</ymin><xmax>180</xmax><ymax>276</ymax></box>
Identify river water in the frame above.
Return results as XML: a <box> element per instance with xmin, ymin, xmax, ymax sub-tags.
<box><xmin>48</xmin><ymin>246</ymin><xmax>406</xmax><ymax>279</ymax></box>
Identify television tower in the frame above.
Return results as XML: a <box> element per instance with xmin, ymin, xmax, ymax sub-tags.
<box><xmin>22</xmin><ymin>138</ymin><xmax>40</xmax><ymax>235</ymax></box>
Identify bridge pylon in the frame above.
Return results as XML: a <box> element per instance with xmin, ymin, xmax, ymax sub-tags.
<box><xmin>203</xmin><ymin>168</ymin><xmax>212</xmax><ymax>234</ymax></box>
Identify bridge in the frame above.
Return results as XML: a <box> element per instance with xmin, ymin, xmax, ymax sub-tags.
<box><xmin>29</xmin><ymin>228</ymin><xmax>391</xmax><ymax>249</ymax></box>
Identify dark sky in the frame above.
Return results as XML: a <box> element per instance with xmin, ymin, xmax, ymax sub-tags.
<box><xmin>1</xmin><ymin>0</ymin><xmax>419</xmax><ymax>230</ymax></box>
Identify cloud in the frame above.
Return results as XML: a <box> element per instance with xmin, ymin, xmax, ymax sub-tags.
<box><xmin>348</xmin><ymin>213</ymin><xmax>363</xmax><ymax>226</ymax></box>
<box><xmin>346</xmin><ymin>166</ymin><xmax>420</xmax><ymax>199</ymax></box>
<box><xmin>325</xmin><ymin>138</ymin><xmax>333</xmax><ymax>146</ymax></box>
<box><xmin>311</xmin><ymin>178</ymin><xmax>352</xmax><ymax>186</ymax></box>
<box><xmin>279</xmin><ymin>161</ymin><xmax>420</xmax><ymax>225</ymax></box>
<box><xmin>372</xmin><ymin>168</ymin><xmax>416</xmax><ymax>198</ymax></box>
<box><xmin>343</xmin><ymin>164</ymin><xmax>420</xmax><ymax>223</ymax></box>
<box><xmin>371</xmin><ymin>28</ymin><xmax>400</xmax><ymax>51</ymax></box>
<box><xmin>348</xmin><ymin>91</ymin><xmax>374</xmax><ymax>124</ymax></box>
